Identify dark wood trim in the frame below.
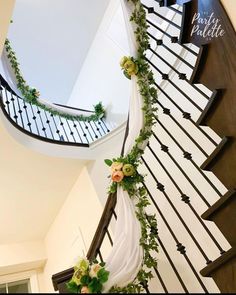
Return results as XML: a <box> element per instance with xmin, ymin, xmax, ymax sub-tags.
<box><xmin>178</xmin><ymin>1</ymin><xmax>193</xmax><ymax>44</ymax></box>
<box><xmin>196</xmin><ymin>89</ymin><xmax>224</xmax><ymax>126</ymax></box>
<box><xmin>200</xmin><ymin>246</ymin><xmax>236</xmax><ymax>277</ymax></box>
<box><xmin>200</xmin><ymin>136</ymin><xmax>231</xmax><ymax>171</ymax></box>
<box><xmin>202</xmin><ymin>189</ymin><xmax>236</xmax><ymax>221</ymax></box>
<box><xmin>189</xmin><ymin>45</ymin><xmax>208</xmax><ymax>84</ymax></box>
<box><xmin>52</xmin><ymin>194</ymin><xmax>117</xmax><ymax>291</ymax></box>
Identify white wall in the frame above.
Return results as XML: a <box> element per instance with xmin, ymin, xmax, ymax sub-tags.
<box><xmin>221</xmin><ymin>0</ymin><xmax>236</xmax><ymax>29</ymax></box>
<box><xmin>40</xmin><ymin>166</ymin><xmax>111</xmax><ymax>292</ymax></box>
<box><xmin>67</xmin><ymin>0</ymin><xmax>130</xmax><ymax>127</ymax></box>
<box><xmin>0</xmin><ymin>0</ymin><xmax>15</xmax><ymax>55</ymax></box>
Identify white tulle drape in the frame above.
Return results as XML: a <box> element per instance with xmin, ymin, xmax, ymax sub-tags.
<box><xmin>0</xmin><ymin>49</ymin><xmax>96</xmax><ymax>118</ymax></box>
<box><xmin>103</xmin><ymin>0</ymin><xmax>146</xmax><ymax>291</ymax></box>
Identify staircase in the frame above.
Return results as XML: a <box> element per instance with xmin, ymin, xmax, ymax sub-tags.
<box><xmin>0</xmin><ymin>0</ymin><xmax>235</xmax><ymax>293</ymax></box>
<box><xmin>52</xmin><ymin>0</ymin><xmax>236</xmax><ymax>292</ymax></box>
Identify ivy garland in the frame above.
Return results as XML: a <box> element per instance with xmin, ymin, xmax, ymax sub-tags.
<box><xmin>4</xmin><ymin>38</ymin><xmax>106</xmax><ymax>122</ymax></box>
<box><xmin>105</xmin><ymin>1</ymin><xmax>159</xmax><ymax>292</ymax></box>
<box><xmin>69</xmin><ymin>0</ymin><xmax>159</xmax><ymax>293</ymax></box>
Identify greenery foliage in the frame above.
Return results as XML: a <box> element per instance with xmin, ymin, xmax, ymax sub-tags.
<box><xmin>105</xmin><ymin>0</ymin><xmax>159</xmax><ymax>292</ymax></box>
<box><xmin>4</xmin><ymin>38</ymin><xmax>106</xmax><ymax>122</ymax></box>
<box><xmin>67</xmin><ymin>258</ymin><xmax>109</xmax><ymax>294</ymax></box>
<box><xmin>69</xmin><ymin>0</ymin><xmax>159</xmax><ymax>292</ymax></box>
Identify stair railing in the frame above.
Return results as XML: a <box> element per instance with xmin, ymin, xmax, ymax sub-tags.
<box><xmin>52</xmin><ymin>0</ymin><xmax>235</xmax><ymax>293</ymax></box>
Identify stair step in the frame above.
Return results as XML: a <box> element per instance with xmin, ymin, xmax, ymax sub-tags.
<box><xmin>200</xmin><ymin>247</ymin><xmax>236</xmax><ymax>293</ymax></box>
<box><xmin>200</xmin><ymin>136</ymin><xmax>231</xmax><ymax>171</ymax></box>
<box><xmin>202</xmin><ymin>189</ymin><xmax>236</xmax><ymax>246</ymax></box>
<box><xmin>189</xmin><ymin>45</ymin><xmax>208</xmax><ymax>84</ymax></box>
<box><xmin>196</xmin><ymin>89</ymin><xmax>224</xmax><ymax>127</ymax></box>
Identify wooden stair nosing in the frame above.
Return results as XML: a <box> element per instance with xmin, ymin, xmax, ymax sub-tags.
<box><xmin>200</xmin><ymin>136</ymin><xmax>231</xmax><ymax>171</ymax></box>
<box><xmin>52</xmin><ymin>267</ymin><xmax>74</xmax><ymax>291</ymax></box>
<box><xmin>178</xmin><ymin>0</ymin><xmax>193</xmax><ymax>44</ymax></box>
<box><xmin>196</xmin><ymin>89</ymin><xmax>223</xmax><ymax>126</ymax></box>
<box><xmin>189</xmin><ymin>44</ymin><xmax>208</xmax><ymax>84</ymax></box>
<box><xmin>200</xmin><ymin>246</ymin><xmax>236</xmax><ymax>277</ymax></box>
<box><xmin>201</xmin><ymin>189</ymin><xmax>236</xmax><ymax>221</ymax></box>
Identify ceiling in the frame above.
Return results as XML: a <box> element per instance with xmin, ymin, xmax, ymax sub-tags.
<box><xmin>0</xmin><ymin>120</ymin><xmax>85</xmax><ymax>244</ymax></box>
<box><xmin>7</xmin><ymin>0</ymin><xmax>110</xmax><ymax>104</ymax></box>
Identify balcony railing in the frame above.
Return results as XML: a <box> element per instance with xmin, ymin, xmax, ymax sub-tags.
<box><xmin>0</xmin><ymin>74</ymin><xmax>110</xmax><ymax>147</ymax></box>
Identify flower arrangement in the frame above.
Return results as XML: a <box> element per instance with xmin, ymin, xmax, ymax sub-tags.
<box><xmin>120</xmin><ymin>56</ymin><xmax>139</xmax><ymax>79</ymax></box>
<box><xmin>105</xmin><ymin>157</ymin><xmax>144</xmax><ymax>196</ymax></box>
<box><xmin>67</xmin><ymin>258</ymin><xmax>109</xmax><ymax>294</ymax></box>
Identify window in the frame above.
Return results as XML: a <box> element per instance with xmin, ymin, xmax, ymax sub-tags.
<box><xmin>0</xmin><ymin>279</ymin><xmax>31</xmax><ymax>294</ymax></box>
<box><xmin>0</xmin><ymin>271</ymin><xmax>39</xmax><ymax>293</ymax></box>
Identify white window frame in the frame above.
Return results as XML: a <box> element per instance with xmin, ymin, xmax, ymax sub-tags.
<box><xmin>0</xmin><ymin>270</ymin><xmax>39</xmax><ymax>293</ymax></box>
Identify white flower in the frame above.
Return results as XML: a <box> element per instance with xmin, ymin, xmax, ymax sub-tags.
<box><xmin>89</xmin><ymin>263</ymin><xmax>102</xmax><ymax>278</ymax></box>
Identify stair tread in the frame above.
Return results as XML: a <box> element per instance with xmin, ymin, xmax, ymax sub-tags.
<box><xmin>202</xmin><ymin>189</ymin><xmax>236</xmax><ymax>220</ymax></box>
<box><xmin>201</xmin><ymin>246</ymin><xmax>236</xmax><ymax>277</ymax></box>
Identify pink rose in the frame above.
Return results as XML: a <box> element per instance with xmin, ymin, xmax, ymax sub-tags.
<box><xmin>112</xmin><ymin>171</ymin><xmax>124</xmax><ymax>183</ymax></box>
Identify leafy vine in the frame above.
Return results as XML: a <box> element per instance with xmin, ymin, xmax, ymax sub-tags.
<box><xmin>4</xmin><ymin>38</ymin><xmax>105</xmax><ymax>122</ymax></box>
<box><xmin>69</xmin><ymin>0</ymin><xmax>159</xmax><ymax>292</ymax></box>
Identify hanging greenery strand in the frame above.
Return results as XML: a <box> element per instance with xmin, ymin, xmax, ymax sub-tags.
<box><xmin>4</xmin><ymin>38</ymin><xmax>106</xmax><ymax>122</ymax></box>
<box><xmin>68</xmin><ymin>0</ymin><xmax>159</xmax><ymax>293</ymax></box>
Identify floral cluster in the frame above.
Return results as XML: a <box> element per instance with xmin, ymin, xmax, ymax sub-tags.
<box><xmin>67</xmin><ymin>258</ymin><xmax>109</xmax><ymax>294</ymax></box>
<box><xmin>120</xmin><ymin>56</ymin><xmax>139</xmax><ymax>79</ymax></box>
<box><xmin>105</xmin><ymin>157</ymin><xmax>145</xmax><ymax>197</ymax></box>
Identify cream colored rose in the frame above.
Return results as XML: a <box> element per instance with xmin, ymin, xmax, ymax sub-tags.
<box><xmin>111</xmin><ymin>161</ymin><xmax>123</xmax><ymax>172</ymax></box>
<box><xmin>89</xmin><ymin>263</ymin><xmax>102</xmax><ymax>278</ymax></box>
<box><xmin>112</xmin><ymin>171</ymin><xmax>124</xmax><ymax>183</ymax></box>
<box><xmin>81</xmin><ymin>286</ymin><xmax>90</xmax><ymax>293</ymax></box>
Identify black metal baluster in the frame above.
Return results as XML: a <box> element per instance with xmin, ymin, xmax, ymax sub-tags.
<box><xmin>105</xmin><ymin>228</ymin><xmax>113</xmax><ymax>246</ymax></box>
<box><xmin>71</xmin><ymin>120</ymin><xmax>85</xmax><ymax>144</ymax></box>
<box><xmin>156</xmin><ymin>100</ymin><xmax>209</xmax><ymax>157</ymax></box>
<box><xmin>150</xmin><ymin>135</ymin><xmax>210</xmax><ymax>207</ymax></box>
<box><xmin>143</xmin><ymin>182</ymin><xmax>189</xmax><ymax>293</ymax></box>
<box><xmin>36</xmin><ymin>107</ymin><xmax>47</xmax><ymax>138</ymax></box>
<box><xmin>58</xmin><ymin>117</ymin><xmax>69</xmax><ymax>142</ymax></box>
<box><xmin>143</xmin><ymin>4</ymin><xmax>181</xmax><ymax>29</ymax></box>
<box><xmin>88</xmin><ymin>121</ymin><xmax>99</xmax><ymax>139</ymax></box>
<box><xmin>65</xmin><ymin>119</ymin><xmax>76</xmax><ymax>143</ymax></box>
<box><xmin>141</xmin><ymin>181</ymin><xmax>208</xmax><ymax>292</ymax></box>
<box><xmin>97</xmin><ymin>250</ymin><xmax>104</xmax><ymax>263</ymax></box>
<box><xmin>93</xmin><ymin>121</ymin><xmax>103</xmax><ymax>137</ymax></box>
<box><xmin>4</xmin><ymin>88</ymin><xmax>11</xmax><ymax>116</ymax></box>
<box><xmin>43</xmin><ymin>110</ymin><xmax>55</xmax><ymax>140</ymax></box>
<box><xmin>82</xmin><ymin>121</ymin><xmax>94</xmax><ymax>142</ymax></box>
<box><xmin>22</xmin><ymin>101</ymin><xmax>33</xmax><ymax>133</ymax></box>
<box><xmin>155</xmin><ymin>117</ymin><xmax>223</xmax><ymax>197</ymax></box>
<box><xmin>10</xmin><ymin>92</ymin><xmax>18</xmax><ymax>123</ymax></box>
<box><xmin>147</xmin><ymin>32</ymin><xmax>194</xmax><ymax>69</ymax></box>
<box><xmin>141</xmin><ymin>156</ymin><xmax>212</xmax><ymax>264</ymax></box>
<box><xmin>154</xmin><ymin>82</ymin><xmax>218</xmax><ymax>146</ymax></box>
<box><xmin>50</xmin><ymin>114</ymin><xmax>62</xmax><ymax>140</ymax></box>
<box><xmin>100</xmin><ymin>118</ymin><xmax>110</xmax><ymax>133</ymax></box>
<box><xmin>146</xmin><ymin>58</ymin><xmax>203</xmax><ymax>112</ymax></box>
<box><xmin>147</xmin><ymin>143</ymin><xmax>225</xmax><ymax>254</ymax></box>
<box><xmin>98</xmin><ymin>120</ymin><xmax>106</xmax><ymax>135</ymax></box>
<box><xmin>16</xmin><ymin>96</ymin><xmax>25</xmax><ymax>128</ymax></box>
<box><xmin>30</xmin><ymin>104</ymin><xmax>40</xmax><ymax>136</ymax></box>
<box><xmin>146</xmin><ymin>19</ymin><xmax>178</xmax><ymax>41</ymax></box>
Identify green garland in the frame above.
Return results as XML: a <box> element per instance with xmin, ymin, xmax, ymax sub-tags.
<box><xmin>69</xmin><ymin>0</ymin><xmax>159</xmax><ymax>293</ymax></box>
<box><xmin>106</xmin><ymin>0</ymin><xmax>159</xmax><ymax>292</ymax></box>
<box><xmin>4</xmin><ymin>38</ymin><xmax>105</xmax><ymax>122</ymax></box>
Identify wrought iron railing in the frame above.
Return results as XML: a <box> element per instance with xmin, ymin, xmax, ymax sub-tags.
<box><xmin>0</xmin><ymin>74</ymin><xmax>110</xmax><ymax>147</ymax></box>
<box><xmin>50</xmin><ymin>0</ymin><xmax>234</xmax><ymax>293</ymax></box>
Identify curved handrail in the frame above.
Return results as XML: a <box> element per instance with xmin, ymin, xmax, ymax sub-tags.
<box><xmin>0</xmin><ymin>74</ymin><xmax>110</xmax><ymax>147</ymax></box>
